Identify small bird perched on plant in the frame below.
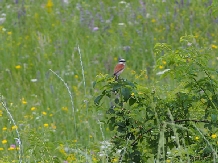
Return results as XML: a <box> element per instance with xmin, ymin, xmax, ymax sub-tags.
<box><xmin>113</xmin><ymin>58</ymin><xmax>126</xmax><ymax>80</ymax></box>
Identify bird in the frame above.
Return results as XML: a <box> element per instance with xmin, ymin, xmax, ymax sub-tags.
<box><xmin>113</xmin><ymin>58</ymin><xmax>126</xmax><ymax>80</ymax></box>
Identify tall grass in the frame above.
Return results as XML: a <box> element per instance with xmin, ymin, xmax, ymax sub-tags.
<box><xmin>0</xmin><ymin>0</ymin><xmax>217</xmax><ymax>162</ymax></box>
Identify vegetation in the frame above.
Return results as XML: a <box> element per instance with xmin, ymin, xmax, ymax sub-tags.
<box><xmin>0</xmin><ymin>0</ymin><xmax>218</xmax><ymax>162</ymax></box>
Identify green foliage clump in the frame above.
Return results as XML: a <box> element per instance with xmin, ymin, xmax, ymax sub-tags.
<box><xmin>0</xmin><ymin>0</ymin><xmax>218</xmax><ymax>162</ymax></box>
<box><xmin>94</xmin><ymin>35</ymin><xmax>218</xmax><ymax>162</ymax></box>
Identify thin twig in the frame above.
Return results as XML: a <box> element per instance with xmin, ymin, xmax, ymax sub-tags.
<box><xmin>174</xmin><ymin>119</ymin><xmax>210</xmax><ymax>123</ymax></box>
<box><xmin>77</xmin><ymin>45</ymin><xmax>86</xmax><ymax>96</ymax></box>
<box><xmin>49</xmin><ymin>69</ymin><xmax>77</xmax><ymax>138</ymax></box>
<box><xmin>119</xmin><ymin>135</ymin><xmax>131</xmax><ymax>163</ymax></box>
<box><xmin>1</xmin><ymin>97</ymin><xmax>22</xmax><ymax>163</ymax></box>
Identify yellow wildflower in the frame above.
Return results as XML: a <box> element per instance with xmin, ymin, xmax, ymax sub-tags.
<box><xmin>211</xmin><ymin>44</ymin><xmax>218</xmax><ymax>49</ymax></box>
<box><xmin>2</xmin><ymin>127</ymin><xmax>7</xmax><ymax>131</ymax></box>
<box><xmin>46</xmin><ymin>0</ymin><xmax>53</xmax><ymax>8</ymax></box>
<box><xmin>112</xmin><ymin>158</ymin><xmax>118</xmax><ymax>162</ymax></box>
<box><xmin>7</xmin><ymin>32</ymin><xmax>12</xmax><ymax>35</ymax></box>
<box><xmin>67</xmin><ymin>154</ymin><xmax>76</xmax><ymax>161</ymax></box>
<box><xmin>31</xmin><ymin>107</ymin><xmax>36</xmax><ymax>111</ymax></box>
<box><xmin>159</xmin><ymin>65</ymin><xmax>163</xmax><ymax>69</ymax></box>
<box><xmin>15</xmin><ymin>65</ymin><xmax>21</xmax><ymax>69</ymax></box>
<box><xmin>44</xmin><ymin>124</ymin><xmax>49</xmax><ymax>127</ymax></box>
<box><xmin>8</xmin><ymin>145</ymin><xmax>16</xmax><ymax>150</ymax></box>
<box><xmin>211</xmin><ymin>134</ymin><xmax>217</xmax><ymax>139</ymax></box>
<box><xmin>62</xmin><ymin>107</ymin><xmax>68</xmax><ymax>112</ymax></box>
<box><xmin>92</xmin><ymin>157</ymin><xmax>97</xmax><ymax>162</ymax></box>
<box><xmin>162</xmin><ymin>61</ymin><xmax>167</xmax><ymax>65</ymax></box>
<box><xmin>0</xmin><ymin>148</ymin><xmax>3</xmax><ymax>150</ymax></box>
<box><xmin>195</xmin><ymin>136</ymin><xmax>199</xmax><ymax>140</ymax></box>
<box><xmin>12</xmin><ymin>126</ymin><xmax>17</xmax><ymax>130</ymax></box>
<box><xmin>74</xmin><ymin>75</ymin><xmax>78</xmax><ymax>79</ymax></box>
<box><xmin>46</xmin><ymin>0</ymin><xmax>53</xmax><ymax>12</ymax></box>
<box><xmin>2</xmin><ymin>140</ymin><xmax>7</xmax><ymax>144</ymax></box>
<box><xmin>22</xmin><ymin>98</ymin><xmax>27</xmax><ymax>104</ymax></box>
<box><xmin>42</xmin><ymin>111</ymin><xmax>47</xmax><ymax>115</ymax></box>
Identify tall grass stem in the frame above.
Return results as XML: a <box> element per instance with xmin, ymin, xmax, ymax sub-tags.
<box><xmin>49</xmin><ymin>69</ymin><xmax>77</xmax><ymax>138</ymax></box>
<box><xmin>194</xmin><ymin>124</ymin><xmax>218</xmax><ymax>162</ymax></box>
<box><xmin>1</xmin><ymin>98</ymin><xmax>22</xmax><ymax>163</ymax></box>
<box><xmin>77</xmin><ymin>45</ymin><xmax>87</xmax><ymax>96</ymax></box>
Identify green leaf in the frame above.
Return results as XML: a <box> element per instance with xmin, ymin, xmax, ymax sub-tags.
<box><xmin>115</xmin><ymin>98</ymin><xmax>119</xmax><ymax>104</ymax></box>
<box><xmin>109</xmin><ymin>122</ymin><xmax>115</xmax><ymax>131</ymax></box>
<box><xmin>112</xmin><ymin>83</ymin><xmax>123</xmax><ymax>91</ymax></box>
<box><xmin>117</xmin><ymin>122</ymin><xmax>126</xmax><ymax>128</ymax></box>
<box><xmin>203</xmin><ymin>146</ymin><xmax>212</xmax><ymax>155</ymax></box>
<box><xmin>212</xmin><ymin>94</ymin><xmax>218</xmax><ymax>107</ymax></box>
<box><xmin>124</xmin><ymin>80</ymin><xmax>136</xmax><ymax>88</ymax></box>
<box><xmin>121</xmin><ymin>87</ymin><xmax>131</xmax><ymax>102</ymax></box>
<box><xmin>102</xmin><ymin>90</ymin><xmax>111</xmax><ymax>98</ymax></box>
<box><xmin>108</xmin><ymin>117</ymin><xmax>115</xmax><ymax>131</ymax></box>
<box><xmin>94</xmin><ymin>95</ymin><xmax>103</xmax><ymax>105</ymax></box>
<box><xmin>211</xmin><ymin>114</ymin><xmax>217</xmax><ymax>123</ymax></box>
<box><xmin>107</xmin><ymin>108</ymin><xmax>115</xmax><ymax>114</ymax></box>
<box><xmin>129</xmin><ymin>97</ymin><xmax>136</xmax><ymax>106</ymax></box>
<box><xmin>92</xmin><ymin>81</ymin><xmax>96</xmax><ymax>88</ymax></box>
<box><xmin>117</xmin><ymin>126</ymin><xmax>126</xmax><ymax>133</ymax></box>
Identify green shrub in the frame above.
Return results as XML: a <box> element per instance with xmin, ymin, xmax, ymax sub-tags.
<box><xmin>94</xmin><ymin>35</ymin><xmax>218</xmax><ymax>162</ymax></box>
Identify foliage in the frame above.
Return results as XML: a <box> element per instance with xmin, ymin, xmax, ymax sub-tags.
<box><xmin>94</xmin><ymin>35</ymin><xmax>218</xmax><ymax>162</ymax></box>
<box><xmin>0</xmin><ymin>0</ymin><xmax>218</xmax><ymax>162</ymax></box>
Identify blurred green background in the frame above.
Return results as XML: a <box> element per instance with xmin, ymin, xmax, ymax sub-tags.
<box><xmin>0</xmin><ymin>0</ymin><xmax>217</xmax><ymax>162</ymax></box>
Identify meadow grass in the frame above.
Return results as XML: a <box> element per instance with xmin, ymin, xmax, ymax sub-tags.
<box><xmin>0</xmin><ymin>0</ymin><xmax>218</xmax><ymax>162</ymax></box>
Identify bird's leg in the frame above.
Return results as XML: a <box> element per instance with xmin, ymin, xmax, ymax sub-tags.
<box><xmin>114</xmin><ymin>75</ymin><xmax>118</xmax><ymax>81</ymax></box>
<box><xmin>115</xmin><ymin>75</ymin><xmax>119</xmax><ymax>81</ymax></box>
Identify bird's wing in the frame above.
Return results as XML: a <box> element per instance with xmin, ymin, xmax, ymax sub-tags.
<box><xmin>114</xmin><ymin>64</ymin><xmax>125</xmax><ymax>75</ymax></box>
